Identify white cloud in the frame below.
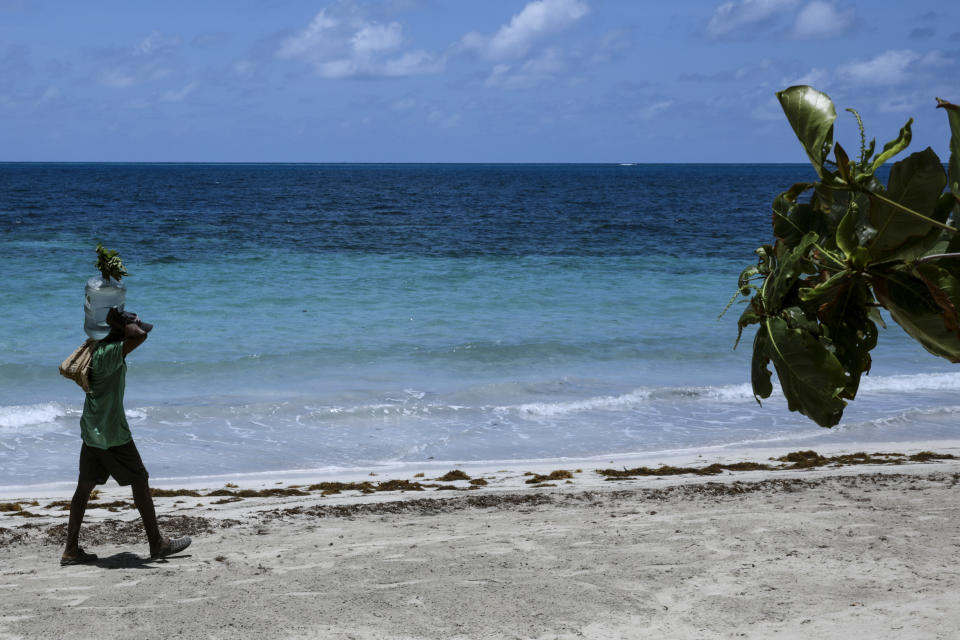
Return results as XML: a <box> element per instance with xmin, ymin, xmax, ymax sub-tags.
<box><xmin>461</xmin><ymin>0</ymin><xmax>589</xmax><ymax>60</ymax></box>
<box><xmin>752</xmin><ymin>96</ymin><xmax>786</xmax><ymax>121</ymax></box>
<box><xmin>638</xmin><ymin>100</ymin><xmax>673</xmax><ymax>120</ymax></box>
<box><xmin>484</xmin><ymin>48</ymin><xmax>567</xmax><ymax>89</ymax></box>
<box><xmin>383</xmin><ymin>50</ymin><xmax>443</xmax><ymax>77</ymax></box>
<box><xmin>877</xmin><ymin>95</ymin><xmax>923</xmax><ymax>113</ymax></box>
<box><xmin>791</xmin><ymin>1</ymin><xmax>854</xmax><ymax>39</ymax></box>
<box><xmin>707</xmin><ymin>0</ymin><xmax>797</xmax><ymax>39</ymax></box>
<box><xmin>135</xmin><ymin>32</ymin><xmax>181</xmax><ymax>57</ymax></box>
<box><xmin>835</xmin><ymin>50</ymin><xmax>920</xmax><ymax>86</ymax></box>
<box><xmin>919</xmin><ymin>49</ymin><xmax>952</xmax><ymax>67</ymax></box>
<box><xmin>427</xmin><ymin>108</ymin><xmax>461</xmax><ymax>129</ymax></box>
<box><xmin>95</xmin><ymin>31</ymin><xmax>181</xmax><ymax>89</ymax></box>
<box><xmin>161</xmin><ymin>82</ymin><xmax>197</xmax><ymax>102</ymax></box>
<box><xmin>782</xmin><ymin>67</ymin><xmax>829</xmax><ymax>86</ymax></box>
<box><xmin>232</xmin><ymin>60</ymin><xmax>253</xmax><ymax>76</ymax></box>
<box><xmin>277</xmin><ymin>9</ymin><xmax>443</xmax><ymax>78</ymax></box>
<box><xmin>351</xmin><ymin>23</ymin><xmax>403</xmax><ymax>55</ymax></box>
<box><xmin>392</xmin><ymin>97</ymin><xmax>417</xmax><ymax>110</ymax></box>
<box><xmin>100</xmin><ymin>69</ymin><xmax>136</xmax><ymax>88</ymax></box>
<box><xmin>277</xmin><ymin>10</ymin><xmax>339</xmax><ymax>60</ymax></box>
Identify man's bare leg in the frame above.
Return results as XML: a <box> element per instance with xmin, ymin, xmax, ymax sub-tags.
<box><xmin>131</xmin><ymin>478</ymin><xmax>163</xmax><ymax>554</ymax></box>
<box><xmin>63</xmin><ymin>480</ymin><xmax>98</xmax><ymax>562</ymax></box>
<box><xmin>131</xmin><ymin>479</ymin><xmax>191</xmax><ymax>558</ymax></box>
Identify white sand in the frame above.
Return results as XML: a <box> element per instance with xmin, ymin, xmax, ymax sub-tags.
<box><xmin>1</xmin><ymin>441</ymin><xmax>959</xmax><ymax>639</ymax></box>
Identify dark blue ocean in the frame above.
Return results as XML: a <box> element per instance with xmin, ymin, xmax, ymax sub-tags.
<box><xmin>1</xmin><ymin>163</ymin><xmax>957</xmax><ymax>488</ymax></box>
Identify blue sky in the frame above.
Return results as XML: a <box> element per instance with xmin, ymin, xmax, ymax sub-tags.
<box><xmin>1</xmin><ymin>0</ymin><xmax>958</xmax><ymax>162</ymax></box>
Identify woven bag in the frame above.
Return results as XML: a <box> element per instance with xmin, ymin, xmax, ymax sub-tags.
<box><xmin>59</xmin><ymin>339</ymin><xmax>98</xmax><ymax>393</ymax></box>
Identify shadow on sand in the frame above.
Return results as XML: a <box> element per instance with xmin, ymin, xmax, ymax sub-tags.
<box><xmin>88</xmin><ymin>551</ymin><xmax>193</xmax><ymax>569</ymax></box>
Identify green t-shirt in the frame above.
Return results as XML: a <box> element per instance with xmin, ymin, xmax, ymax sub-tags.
<box><xmin>79</xmin><ymin>340</ymin><xmax>131</xmax><ymax>449</ymax></box>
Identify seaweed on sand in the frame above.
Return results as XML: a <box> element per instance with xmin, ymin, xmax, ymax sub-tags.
<box><xmin>777</xmin><ymin>450</ymin><xmax>957</xmax><ymax>469</ymax></box>
<box><xmin>436</xmin><ymin>470</ymin><xmax>471</xmax><ymax>482</ymax></box>
<box><xmin>374</xmin><ymin>479</ymin><xmax>425</xmax><ymax>492</ymax></box>
<box><xmin>306</xmin><ymin>482</ymin><xmax>376</xmax><ymax>496</ymax></box>
<box><xmin>206</xmin><ymin>488</ymin><xmax>310</xmax><ymax>498</ymax></box>
<box><xmin>525</xmin><ymin>470</ymin><xmax>574</xmax><ymax>484</ymax></box>
<box><xmin>150</xmin><ymin>488</ymin><xmax>202</xmax><ymax>497</ymax></box>
<box><xmin>86</xmin><ymin>501</ymin><xmax>135</xmax><ymax>512</ymax></box>
<box><xmin>596</xmin><ymin>459</ymin><xmax>806</xmax><ymax>478</ymax></box>
<box><xmin>597</xmin><ymin>450</ymin><xmax>958</xmax><ymax>479</ymax></box>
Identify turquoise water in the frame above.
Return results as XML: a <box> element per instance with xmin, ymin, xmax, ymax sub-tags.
<box><xmin>1</xmin><ymin>163</ymin><xmax>957</xmax><ymax>487</ymax></box>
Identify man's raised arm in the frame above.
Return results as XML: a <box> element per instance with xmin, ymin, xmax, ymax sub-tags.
<box><xmin>122</xmin><ymin>320</ymin><xmax>147</xmax><ymax>356</ymax></box>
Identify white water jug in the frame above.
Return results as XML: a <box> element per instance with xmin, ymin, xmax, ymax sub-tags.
<box><xmin>83</xmin><ymin>275</ymin><xmax>126</xmax><ymax>340</ymax></box>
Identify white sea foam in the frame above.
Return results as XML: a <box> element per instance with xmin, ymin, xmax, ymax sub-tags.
<box><xmin>858</xmin><ymin>372</ymin><xmax>960</xmax><ymax>394</ymax></box>
<box><xmin>0</xmin><ymin>402</ymin><xmax>71</xmax><ymax>430</ymax></box>
<box><xmin>841</xmin><ymin>404</ymin><xmax>960</xmax><ymax>430</ymax></box>
<box><xmin>503</xmin><ymin>382</ymin><xmax>759</xmax><ymax>418</ymax></box>
<box><xmin>697</xmin><ymin>371</ymin><xmax>960</xmax><ymax>402</ymax></box>
<box><xmin>0</xmin><ymin>403</ymin><xmax>149</xmax><ymax>434</ymax></box>
<box><xmin>494</xmin><ymin>371</ymin><xmax>960</xmax><ymax>420</ymax></box>
<box><xmin>508</xmin><ymin>389</ymin><xmax>653</xmax><ymax>417</ymax></box>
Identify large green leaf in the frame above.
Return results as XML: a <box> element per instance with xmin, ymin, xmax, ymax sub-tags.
<box><xmin>815</xmin><ymin>279</ymin><xmax>877</xmax><ymax>399</ymax></box>
<box><xmin>834</xmin><ymin>142</ymin><xmax>853</xmax><ymax>183</ymax></box>
<box><xmin>936</xmin><ymin>98</ymin><xmax>960</xmax><ymax>202</ymax></box>
<box><xmin>873</xmin><ymin>266</ymin><xmax>960</xmax><ymax>362</ymax></box>
<box><xmin>899</xmin><ymin>193</ymin><xmax>957</xmax><ymax>262</ymax></box>
<box><xmin>915</xmin><ymin>262</ymin><xmax>960</xmax><ymax>334</ymax></box>
<box><xmin>867</xmin><ymin>118</ymin><xmax>913</xmax><ymax>174</ymax></box>
<box><xmin>776</xmin><ymin>86</ymin><xmax>837</xmax><ymax>178</ymax></box>
<box><xmin>827</xmin><ymin>314</ymin><xmax>877</xmax><ymax>399</ymax></box>
<box><xmin>810</xmin><ymin>182</ymin><xmax>858</xmax><ymax>234</ymax></box>
<box><xmin>798</xmin><ymin>269</ymin><xmax>851</xmax><ymax>309</ymax></box>
<box><xmin>735</xmin><ymin>300</ymin><xmax>763</xmax><ymax>349</ymax></box>
<box><xmin>773</xmin><ymin>201</ymin><xmax>825</xmax><ymax>246</ymax></box>
<box><xmin>764</xmin><ymin>232</ymin><xmax>817</xmax><ymax>311</ymax></box>
<box><xmin>782</xmin><ymin>305</ymin><xmax>818</xmax><ymax>334</ymax></box>
<box><xmin>765</xmin><ymin>316</ymin><xmax>847</xmax><ymax>427</ymax></box>
<box><xmin>866</xmin><ymin>147</ymin><xmax>947</xmax><ymax>261</ymax></box>
<box><xmin>772</xmin><ymin>183</ymin><xmax>817</xmax><ymax>245</ymax></box>
<box><xmin>798</xmin><ymin>271</ymin><xmax>876</xmax><ymax>399</ymax></box>
<box><xmin>751</xmin><ymin>324</ymin><xmax>773</xmax><ymax>403</ymax></box>
<box><xmin>834</xmin><ymin>192</ymin><xmax>872</xmax><ymax>260</ymax></box>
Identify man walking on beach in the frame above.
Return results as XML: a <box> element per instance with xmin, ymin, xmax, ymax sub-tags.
<box><xmin>61</xmin><ymin>308</ymin><xmax>191</xmax><ymax>565</ymax></box>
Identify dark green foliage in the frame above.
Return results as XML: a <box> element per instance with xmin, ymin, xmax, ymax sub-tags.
<box><xmin>936</xmin><ymin>98</ymin><xmax>960</xmax><ymax>203</ymax></box>
<box><xmin>95</xmin><ymin>243</ymin><xmax>129</xmax><ymax>281</ymax></box>
<box><xmin>733</xmin><ymin>86</ymin><xmax>960</xmax><ymax>427</ymax></box>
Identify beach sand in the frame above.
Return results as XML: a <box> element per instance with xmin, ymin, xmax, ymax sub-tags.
<box><xmin>1</xmin><ymin>442</ymin><xmax>959</xmax><ymax>640</ymax></box>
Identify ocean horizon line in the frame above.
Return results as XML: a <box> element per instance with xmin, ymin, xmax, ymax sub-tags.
<box><xmin>0</xmin><ymin>160</ymin><xmax>813</xmax><ymax>167</ymax></box>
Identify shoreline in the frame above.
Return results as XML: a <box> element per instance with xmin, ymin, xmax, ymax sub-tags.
<box><xmin>4</xmin><ymin>438</ymin><xmax>960</xmax><ymax>500</ymax></box>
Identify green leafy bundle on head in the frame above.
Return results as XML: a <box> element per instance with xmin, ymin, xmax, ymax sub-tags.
<box><xmin>731</xmin><ymin>86</ymin><xmax>960</xmax><ymax>427</ymax></box>
<box><xmin>95</xmin><ymin>243</ymin><xmax>129</xmax><ymax>281</ymax></box>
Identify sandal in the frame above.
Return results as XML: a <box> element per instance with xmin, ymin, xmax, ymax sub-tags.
<box><xmin>151</xmin><ymin>536</ymin><xmax>191</xmax><ymax>559</ymax></box>
<box><xmin>60</xmin><ymin>548</ymin><xmax>98</xmax><ymax>566</ymax></box>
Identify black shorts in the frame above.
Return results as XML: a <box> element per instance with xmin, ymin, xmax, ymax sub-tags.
<box><xmin>78</xmin><ymin>441</ymin><xmax>149</xmax><ymax>486</ymax></box>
